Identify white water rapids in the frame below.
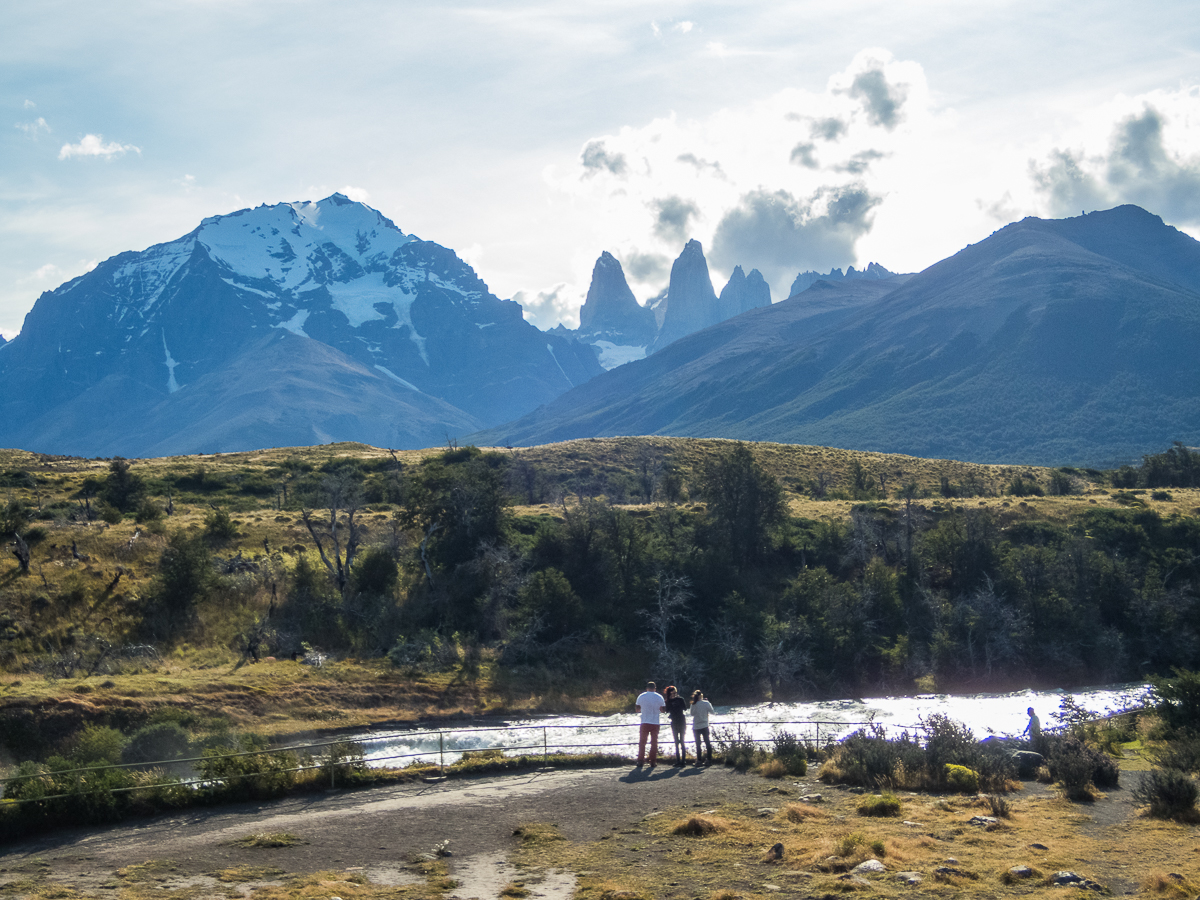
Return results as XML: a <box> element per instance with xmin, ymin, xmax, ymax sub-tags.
<box><xmin>355</xmin><ymin>682</ymin><xmax>1151</xmax><ymax>769</ymax></box>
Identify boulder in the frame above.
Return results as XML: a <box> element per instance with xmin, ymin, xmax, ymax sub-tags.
<box><xmin>852</xmin><ymin>859</ymin><xmax>886</xmax><ymax>874</ymax></box>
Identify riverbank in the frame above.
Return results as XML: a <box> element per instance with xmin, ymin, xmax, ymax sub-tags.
<box><xmin>0</xmin><ymin>646</ymin><xmax>1154</xmax><ymax>768</ymax></box>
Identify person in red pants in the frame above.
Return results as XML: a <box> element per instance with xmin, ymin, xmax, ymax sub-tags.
<box><xmin>635</xmin><ymin>681</ymin><xmax>666</xmax><ymax>768</ymax></box>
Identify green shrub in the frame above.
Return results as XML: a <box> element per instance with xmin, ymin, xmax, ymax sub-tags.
<box><xmin>1151</xmin><ymin>668</ymin><xmax>1200</xmax><ymax>738</ymax></box>
<box><xmin>1152</xmin><ymin>736</ymin><xmax>1200</xmax><ymax>773</ymax></box>
<box><xmin>1132</xmin><ymin>768</ymin><xmax>1199</xmax><ymax>819</ymax></box>
<box><xmin>1046</xmin><ymin>735</ymin><xmax>1120</xmax><ymax>789</ymax></box>
<box><xmin>923</xmin><ymin>714</ymin><xmax>978</xmax><ymax>771</ymax></box>
<box><xmin>321</xmin><ymin>740</ymin><xmax>368</xmax><ymax>785</ymax></box>
<box><xmin>70</xmin><ymin>725</ymin><xmax>127</xmax><ymax>765</ymax></box>
<box><xmin>857</xmin><ymin>792</ymin><xmax>902</xmax><ymax>817</ymax></box>
<box><xmin>717</xmin><ymin>729</ymin><xmax>761</xmax><ymax>772</ymax></box>
<box><xmin>771</xmin><ymin>730</ymin><xmax>808</xmax><ymax>776</ymax></box>
<box><xmin>835</xmin><ymin>832</ymin><xmax>866</xmax><ymax>857</ymax></box>
<box><xmin>944</xmin><ymin>764</ymin><xmax>979</xmax><ymax>793</ymax></box>
<box><xmin>204</xmin><ymin>508</ymin><xmax>238</xmax><ymax>542</ymax></box>
<box><xmin>135</xmin><ymin>498</ymin><xmax>164</xmax><ymax>523</ymax></box>
<box><xmin>97</xmin><ymin>501</ymin><xmax>123</xmax><ymax>524</ymax></box>
<box><xmin>123</xmin><ymin>722</ymin><xmax>190</xmax><ymax>765</ymax></box>
<box><xmin>197</xmin><ymin>735</ymin><xmax>298</xmax><ymax>800</ymax></box>
<box><xmin>833</xmin><ymin>725</ymin><xmax>924</xmax><ymax>787</ymax></box>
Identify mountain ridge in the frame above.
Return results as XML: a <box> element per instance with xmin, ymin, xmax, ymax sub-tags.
<box><xmin>0</xmin><ymin>194</ymin><xmax>601</xmax><ymax>456</ymax></box>
<box><xmin>474</xmin><ymin>205</ymin><xmax>1200</xmax><ymax>465</ymax></box>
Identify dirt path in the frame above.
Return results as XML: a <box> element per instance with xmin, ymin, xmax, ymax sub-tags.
<box><xmin>0</xmin><ymin>765</ymin><xmax>1162</xmax><ymax>900</ymax></box>
<box><xmin>0</xmin><ymin>764</ymin><xmax>753</xmax><ymax>898</ymax></box>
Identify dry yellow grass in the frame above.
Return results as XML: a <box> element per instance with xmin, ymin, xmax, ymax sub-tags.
<box><xmin>781</xmin><ymin>802</ymin><xmax>825</xmax><ymax>823</ymax></box>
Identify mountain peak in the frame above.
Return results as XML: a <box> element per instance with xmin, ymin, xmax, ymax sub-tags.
<box><xmin>652</xmin><ymin>240</ymin><xmax>720</xmax><ymax>351</ymax></box>
<box><xmin>579</xmin><ymin>251</ymin><xmax>655</xmax><ymax>346</ymax></box>
<box><xmin>0</xmin><ymin>196</ymin><xmax>603</xmax><ymax>455</ymax></box>
<box><xmin>718</xmin><ymin>265</ymin><xmax>771</xmax><ymax>318</ymax></box>
<box><xmin>789</xmin><ymin>261</ymin><xmax>897</xmax><ymax>297</ymax></box>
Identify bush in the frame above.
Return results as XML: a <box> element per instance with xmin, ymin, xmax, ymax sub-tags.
<box><xmin>1151</xmin><ymin>668</ymin><xmax>1200</xmax><ymax>738</ymax></box>
<box><xmin>387</xmin><ymin>630</ymin><xmax>461</xmax><ymax>673</ymax></box>
<box><xmin>771</xmin><ymin>730</ymin><xmax>808</xmax><ymax>776</ymax></box>
<box><xmin>987</xmin><ymin>794</ymin><xmax>1011</xmax><ymax>818</ymax></box>
<box><xmin>857</xmin><ymin>792</ymin><xmax>902</xmax><ymax>817</ymax></box>
<box><xmin>123</xmin><ymin>722</ymin><xmax>191</xmax><ymax>765</ymax></box>
<box><xmin>717</xmin><ymin>729</ymin><xmax>761</xmax><ymax>772</ymax></box>
<box><xmin>135</xmin><ymin>498</ymin><xmax>163</xmax><ymax>523</ymax></box>
<box><xmin>832</xmin><ymin>725</ymin><xmax>924</xmax><ymax>788</ymax></box>
<box><xmin>923</xmin><ymin>714</ymin><xmax>978</xmax><ymax>771</ymax></box>
<box><xmin>944</xmin><ymin>764</ymin><xmax>979</xmax><ymax>793</ymax></box>
<box><xmin>204</xmin><ymin>508</ymin><xmax>238</xmax><ymax>543</ymax></box>
<box><xmin>197</xmin><ymin>735</ymin><xmax>298</xmax><ymax>801</ymax></box>
<box><xmin>1046</xmin><ymin>735</ymin><xmax>1120</xmax><ymax>789</ymax></box>
<box><xmin>1152</xmin><ymin>736</ymin><xmax>1200</xmax><ymax>773</ymax></box>
<box><xmin>321</xmin><ymin>740</ymin><xmax>368</xmax><ymax>786</ymax></box>
<box><xmin>1132</xmin><ymin>768</ymin><xmax>1199</xmax><ymax>819</ymax></box>
<box><xmin>70</xmin><ymin>725</ymin><xmax>128</xmax><ymax>765</ymax></box>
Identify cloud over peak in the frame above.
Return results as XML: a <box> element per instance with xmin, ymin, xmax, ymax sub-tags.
<box><xmin>650</xmin><ymin>195</ymin><xmax>700</xmax><ymax>242</ymax></box>
<box><xmin>1031</xmin><ymin>98</ymin><xmax>1200</xmax><ymax>226</ymax></box>
<box><xmin>709</xmin><ymin>185</ymin><xmax>881</xmax><ymax>291</ymax></box>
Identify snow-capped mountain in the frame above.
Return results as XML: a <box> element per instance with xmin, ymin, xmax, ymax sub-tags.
<box><xmin>0</xmin><ymin>194</ymin><xmax>602</xmax><ymax>456</ymax></box>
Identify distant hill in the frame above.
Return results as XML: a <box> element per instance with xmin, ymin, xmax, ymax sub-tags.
<box><xmin>475</xmin><ymin>206</ymin><xmax>1200</xmax><ymax>466</ymax></box>
<box><xmin>0</xmin><ymin>194</ymin><xmax>601</xmax><ymax>457</ymax></box>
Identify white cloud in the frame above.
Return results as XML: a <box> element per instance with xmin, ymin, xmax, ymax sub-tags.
<box><xmin>17</xmin><ymin>263</ymin><xmax>63</xmax><ymax>285</ymax></box>
<box><xmin>15</xmin><ymin>117</ymin><xmax>50</xmax><ymax>138</ymax></box>
<box><xmin>676</xmin><ymin>21</ymin><xmax>693</xmax><ymax>34</ymax></box>
<box><xmin>58</xmin><ymin>134</ymin><xmax>141</xmax><ymax>160</ymax></box>
<box><xmin>340</xmin><ymin>185</ymin><xmax>371</xmax><ymax>203</ymax></box>
<box><xmin>513</xmin><ymin>283</ymin><xmax>583</xmax><ymax>330</ymax></box>
<box><xmin>1028</xmin><ymin>87</ymin><xmax>1200</xmax><ymax>229</ymax></box>
<box><xmin>22</xmin><ymin>100</ymin><xmax>35</xmax><ymax>109</ymax></box>
<box><xmin>544</xmin><ymin>49</ymin><xmax>930</xmax><ymax>301</ymax></box>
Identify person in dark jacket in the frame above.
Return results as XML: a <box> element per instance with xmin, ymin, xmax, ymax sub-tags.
<box><xmin>664</xmin><ymin>685</ymin><xmax>688</xmax><ymax>765</ymax></box>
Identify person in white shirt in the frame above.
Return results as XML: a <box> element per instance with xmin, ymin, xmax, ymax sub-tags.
<box><xmin>690</xmin><ymin>689</ymin><xmax>715</xmax><ymax>765</ymax></box>
<box><xmin>635</xmin><ymin>681</ymin><xmax>666</xmax><ymax>767</ymax></box>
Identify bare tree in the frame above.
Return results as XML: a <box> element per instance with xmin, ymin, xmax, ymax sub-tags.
<box><xmin>640</xmin><ymin>572</ymin><xmax>693</xmax><ymax>657</ymax></box>
<box><xmin>301</xmin><ymin>472</ymin><xmax>363</xmax><ymax>594</ymax></box>
<box><xmin>11</xmin><ymin>531</ymin><xmax>30</xmax><ymax>575</ymax></box>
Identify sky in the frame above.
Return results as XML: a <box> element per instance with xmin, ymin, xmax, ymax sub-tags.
<box><xmin>3</xmin><ymin>1</ymin><xmax>1200</xmax><ymax>339</ymax></box>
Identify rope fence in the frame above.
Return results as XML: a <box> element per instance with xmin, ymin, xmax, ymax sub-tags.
<box><xmin>0</xmin><ymin>717</ymin><xmax>936</xmax><ymax>805</ymax></box>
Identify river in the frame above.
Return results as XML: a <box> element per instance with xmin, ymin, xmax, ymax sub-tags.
<box><xmin>353</xmin><ymin>682</ymin><xmax>1152</xmax><ymax>769</ymax></box>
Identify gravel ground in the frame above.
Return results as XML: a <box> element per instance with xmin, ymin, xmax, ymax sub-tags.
<box><xmin>0</xmin><ymin>764</ymin><xmax>757</xmax><ymax>897</ymax></box>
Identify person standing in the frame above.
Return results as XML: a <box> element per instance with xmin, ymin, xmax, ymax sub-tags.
<box><xmin>1023</xmin><ymin>707</ymin><xmax>1042</xmax><ymax>749</ymax></box>
<box><xmin>635</xmin><ymin>681</ymin><xmax>666</xmax><ymax>768</ymax></box>
<box><xmin>664</xmin><ymin>686</ymin><xmax>688</xmax><ymax>765</ymax></box>
<box><xmin>690</xmin><ymin>689</ymin><xmax>714</xmax><ymax>765</ymax></box>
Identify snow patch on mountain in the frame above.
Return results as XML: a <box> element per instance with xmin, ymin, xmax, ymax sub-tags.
<box><xmin>277</xmin><ymin>308</ymin><xmax>310</xmax><ymax>337</ymax></box>
<box><xmin>546</xmin><ymin>343</ymin><xmax>570</xmax><ymax>382</ymax></box>
<box><xmin>112</xmin><ymin>236</ymin><xmax>195</xmax><ymax>313</ymax></box>
<box><xmin>374</xmin><ymin>365</ymin><xmax>422</xmax><ymax>392</ymax></box>
<box><xmin>161</xmin><ymin>331</ymin><xmax>181</xmax><ymax>393</ymax></box>
<box><xmin>593</xmin><ymin>341</ymin><xmax>647</xmax><ymax>368</ymax></box>
<box><xmin>197</xmin><ymin>194</ymin><xmax>414</xmax><ymax>291</ymax></box>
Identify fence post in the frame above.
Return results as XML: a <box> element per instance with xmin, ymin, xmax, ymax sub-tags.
<box><xmin>816</xmin><ymin>723</ymin><xmax>820</xmax><ymax>750</ymax></box>
<box><xmin>543</xmin><ymin>727</ymin><xmax>548</xmax><ymax>769</ymax></box>
<box><xmin>439</xmin><ymin>732</ymin><xmax>445</xmax><ymax>774</ymax></box>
